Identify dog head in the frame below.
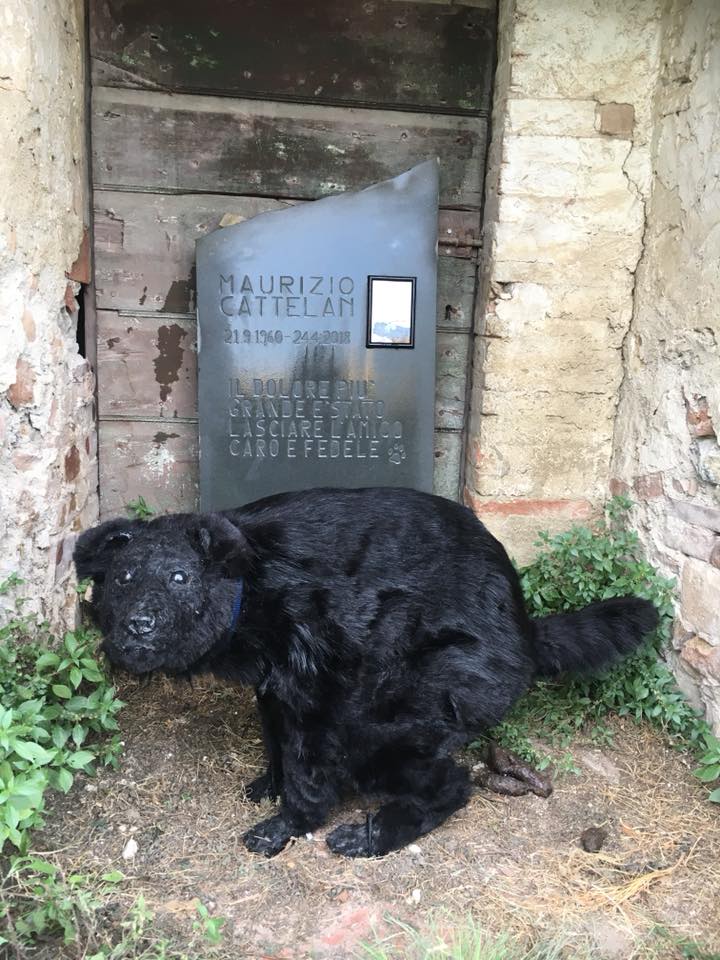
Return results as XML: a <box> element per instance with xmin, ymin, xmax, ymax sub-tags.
<box><xmin>73</xmin><ymin>513</ymin><xmax>251</xmax><ymax>675</ymax></box>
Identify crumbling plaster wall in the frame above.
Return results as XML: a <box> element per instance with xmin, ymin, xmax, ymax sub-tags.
<box><xmin>0</xmin><ymin>0</ymin><xmax>98</xmax><ymax>627</ymax></box>
<box><xmin>467</xmin><ymin>0</ymin><xmax>719</xmax><ymax>727</ymax></box>
<box><xmin>465</xmin><ymin>0</ymin><xmax>664</xmax><ymax>563</ymax></box>
<box><xmin>611</xmin><ymin>0</ymin><xmax>720</xmax><ymax>730</ymax></box>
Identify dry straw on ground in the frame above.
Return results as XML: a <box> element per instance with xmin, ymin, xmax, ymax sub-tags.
<box><xmin>29</xmin><ymin>674</ymin><xmax>720</xmax><ymax>959</ymax></box>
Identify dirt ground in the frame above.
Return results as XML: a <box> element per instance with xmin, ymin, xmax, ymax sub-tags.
<box><xmin>35</xmin><ymin>674</ymin><xmax>720</xmax><ymax>959</ymax></box>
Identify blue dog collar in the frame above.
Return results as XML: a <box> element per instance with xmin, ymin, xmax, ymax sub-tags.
<box><xmin>229</xmin><ymin>578</ymin><xmax>245</xmax><ymax>631</ymax></box>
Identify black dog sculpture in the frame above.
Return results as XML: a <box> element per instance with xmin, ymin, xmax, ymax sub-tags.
<box><xmin>74</xmin><ymin>487</ymin><xmax>657</xmax><ymax>858</ymax></box>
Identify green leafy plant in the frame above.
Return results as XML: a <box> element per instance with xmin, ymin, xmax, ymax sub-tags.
<box><xmin>0</xmin><ymin>857</ymin><xmax>123</xmax><ymax>947</ymax></box>
<box><xmin>693</xmin><ymin>729</ymin><xmax>720</xmax><ymax>803</ymax></box>
<box><xmin>1</xmin><ymin>864</ymin><xmax>205</xmax><ymax>958</ymax></box>
<box><xmin>0</xmin><ymin>576</ymin><xmax>123</xmax><ymax>852</ymax></box>
<box><xmin>484</xmin><ymin>497</ymin><xmax>719</xmax><ymax>800</ymax></box>
<box><xmin>126</xmin><ymin>496</ymin><xmax>155</xmax><ymax>521</ymax></box>
<box><xmin>0</xmin><ymin>572</ymin><xmax>24</xmax><ymax>596</ymax></box>
<box><xmin>651</xmin><ymin>925</ymin><xmax>720</xmax><ymax>960</ymax></box>
<box><xmin>2</xmin><ymin>866</ymin><xmax>229</xmax><ymax>958</ymax></box>
<box><xmin>192</xmin><ymin>900</ymin><xmax>226</xmax><ymax>945</ymax></box>
<box><xmin>89</xmin><ymin>894</ymin><xmax>181</xmax><ymax>960</ymax></box>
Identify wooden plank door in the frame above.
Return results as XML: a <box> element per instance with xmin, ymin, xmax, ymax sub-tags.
<box><xmin>88</xmin><ymin>0</ymin><xmax>496</xmax><ymax>517</ymax></box>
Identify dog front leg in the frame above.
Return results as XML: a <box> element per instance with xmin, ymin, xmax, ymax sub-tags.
<box><xmin>245</xmin><ymin>688</ymin><xmax>284</xmax><ymax>803</ymax></box>
<box><xmin>243</xmin><ymin>743</ymin><xmax>338</xmax><ymax>858</ymax></box>
<box><xmin>327</xmin><ymin>755</ymin><xmax>470</xmax><ymax>858</ymax></box>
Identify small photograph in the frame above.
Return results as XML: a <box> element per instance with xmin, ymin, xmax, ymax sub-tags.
<box><xmin>367</xmin><ymin>276</ymin><xmax>416</xmax><ymax>347</ymax></box>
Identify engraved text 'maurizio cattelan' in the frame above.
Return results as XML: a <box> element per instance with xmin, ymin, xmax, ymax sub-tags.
<box><xmin>219</xmin><ymin>273</ymin><xmax>355</xmax><ymax>320</ymax></box>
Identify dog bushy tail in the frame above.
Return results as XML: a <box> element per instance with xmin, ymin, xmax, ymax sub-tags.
<box><xmin>531</xmin><ymin>597</ymin><xmax>659</xmax><ymax>678</ymax></box>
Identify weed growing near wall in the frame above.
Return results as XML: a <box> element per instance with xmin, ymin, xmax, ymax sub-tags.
<box><xmin>0</xmin><ymin>575</ymin><xmax>123</xmax><ymax>949</ymax></box>
<box><xmin>0</xmin><ymin>576</ymin><xmax>123</xmax><ymax>853</ymax></box>
<box><xmin>126</xmin><ymin>496</ymin><xmax>155</xmax><ymax>520</ymax></box>
<box><xmin>488</xmin><ymin>497</ymin><xmax>720</xmax><ymax>800</ymax></box>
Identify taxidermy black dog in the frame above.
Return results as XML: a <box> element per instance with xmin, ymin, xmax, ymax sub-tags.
<box><xmin>74</xmin><ymin>487</ymin><xmax>657</xmax><ymax>858</ymax></box>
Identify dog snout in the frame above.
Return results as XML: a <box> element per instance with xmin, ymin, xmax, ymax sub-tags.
<box><xmin>127</xmin><ymin>613</ymin><xmax>156</xmax><ymax>636</ymax></box>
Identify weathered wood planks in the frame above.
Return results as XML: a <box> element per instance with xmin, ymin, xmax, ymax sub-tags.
<box><xmin>93</xmin><ymin>192</ymin><xmax>291</xmax><ymax>313</ymax></box>
<box><xmin>433</xmin><ymin>430</ymin><xmax>464</xmax><ymax>502</ymax></box>
<box><xmin>89</xmin><ymin>0</ymin><xmax>496</xmax><ymax>115</ymax></box>
<box><xmin>436</xmin><ymin>332</ymin><xmax>472</xmax><ymax>432</ymax></box>
<box><xmin>96</xmin><ymin>311</ymin><xmax>471</xmax><ymax>431</ymax></box>
<box><xmin>98</xmin><ymin>420</ymin><xmax>199</xmax><ymax>519</ymax></box>
<box><xmin>98</xmin><ymin>418</ymin><xmax>463</xmax><ymax>518</ymax></box>
<box><xmin>437</xmin><ymin>256</ymin><xmax>477</xmax><ymax>331</ymax></box>
<box><xmin>97</xmin><ymin>312</ymin><xmax>198</xmax><ymax>421</ymax></box>
<box><xmin>93</xmin><ymin>190</ymin><xmax>479</xmax><ymax>315</ymax></box>
<box><xmin>92</xmin><ymin>87</ymin><xmax>487</xmax><ymax>206</ymax></box>
<box><xmin>90</xmin><ymin>0</ymin><xmax>494</xmax><ymax>511</ymax></box>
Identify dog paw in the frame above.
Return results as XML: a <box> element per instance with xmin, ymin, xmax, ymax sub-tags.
<box><xmin>243</xmin><ymin>814</ymin><xmax>292</xmax><ymax>857</ymax></box>
<box><xmin>326</xmin><ymin>822</ymin><xmax>371</xmax><ymax>858</ymax></box>
<box><xmin>244</xmin><ymin>771</ymin><xmax>279</xmax><ymax>803</ymax></box>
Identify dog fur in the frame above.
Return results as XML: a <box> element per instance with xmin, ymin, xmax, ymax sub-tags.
<box><xmin>74</xmin><ymin>487</ymin><xmax>658</xmax><ymax>858</ymax></box>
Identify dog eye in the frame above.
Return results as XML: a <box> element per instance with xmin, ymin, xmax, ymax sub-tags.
<box><xmin>170</xmin><ymin>570</ymin><xmax>189</xmax><ymax>584</ymax></box>
<box><xmin>115</xmin><ymin>569</ymin><xmax>133</xmax><ymax>585</ymax></box>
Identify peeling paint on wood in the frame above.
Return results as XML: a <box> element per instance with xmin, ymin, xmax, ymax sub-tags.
<box><xmin>94</xmin><ymin>211</ymin><xmax>124</xmax><ymax>252</ymax></box>
<box><xmin>97</xmin><ymin>311</ymin><xmax>197</xmax><ymax>419</ymax></box>
<box><xmin>154</xmin><ymin>324</ymin><xmax>188</xmax><ymax>403</ymax></box>
<box><xmin>93</xmin><ymin>191</ymin><xmax>290</xmax><ymax>312</ymax></box>
<box><xmin>96</xmin><ymin>314</ymin><xmax>471</xmax><ymax>432</ymax></box>
<box><xmin>90</xmin><ymin>0</ymin><xmax>496</xmax><ymax>115</ymax></box>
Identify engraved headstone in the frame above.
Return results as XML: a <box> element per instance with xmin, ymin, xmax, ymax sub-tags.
<box><xmin>196</xmin><ymin>160</ymin><xmax>439</xmax><ymax>511</ymax></box>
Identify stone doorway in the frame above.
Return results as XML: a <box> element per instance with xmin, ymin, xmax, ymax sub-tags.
<box><xmin>86</xmin><ymin>0</ymin><xmax>498</xmax><ymax>516</ymax></box>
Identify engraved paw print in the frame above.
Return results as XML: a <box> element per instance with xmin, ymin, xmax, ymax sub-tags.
<box><xmin>388</xmin><ymin>442</ymin><xmax>406</xmax><ymax>465</ymax></box>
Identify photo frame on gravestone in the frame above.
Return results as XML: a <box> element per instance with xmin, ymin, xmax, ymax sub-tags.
<box><xmin>366</xmin><ymin>277</ymin><xmax>416</xmax><ymax>348</ymax></box>
<box><xmin>196</xmin><ymin>160</ymin><xmax>439</xmax><ymax>512</ymax></box>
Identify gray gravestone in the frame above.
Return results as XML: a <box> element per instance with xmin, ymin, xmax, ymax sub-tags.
<box><xmin>196</xmin><ymin>160</ymin><xmax>439</xmax><ymax>511</ymax></box>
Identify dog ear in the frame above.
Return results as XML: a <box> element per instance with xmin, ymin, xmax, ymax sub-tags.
<box><xmin>189</xmin><ymin>514</ymin><xmax>251</xmax><ymax>577</ymax></box>
<box><xmin>73</xmin><ymin>518</ymin><xmax>135</xmax><ymax>582</ymax></box>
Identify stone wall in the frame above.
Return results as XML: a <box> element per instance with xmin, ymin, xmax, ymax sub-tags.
<box><xmin>465</xmin><ymin>0</ymin><xmax>719</xmax><ymax>727</ymax></box>
<box><xmin>0</xmin><ymin>0</ymin><xmax>97</xmax><ymax>627</ymax></box>
<box><xmin>465</xmin><ymin>0</ymin><xmax>664</xmax><ymax>564</ymax></box>
<box><xmin>611</xmin><ymin>0</ymin><xmax>720</xmax><ymax>730</ymax></box>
